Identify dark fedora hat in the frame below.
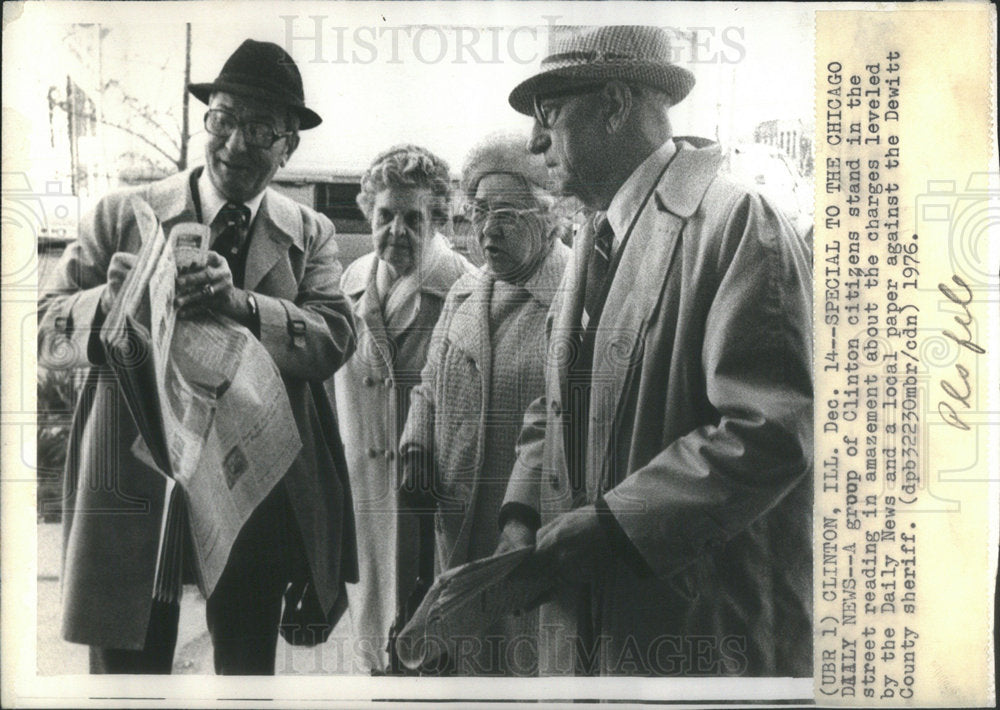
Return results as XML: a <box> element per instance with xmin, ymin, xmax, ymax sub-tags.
<box><xmin>509</xmin><ymin>25</ymin><xmax>695</xmax><ymax>116</ymax></box>
<box><xmin>189</xmin><ymin>39</ymin><xmax>322</xmax><ymax>129</ymax></box>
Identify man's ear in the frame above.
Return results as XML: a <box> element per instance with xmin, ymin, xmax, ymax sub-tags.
<box><xmin>602</xmin><ymin>81</ymin><xmax>633</xmax><ymax>134</ymax></box>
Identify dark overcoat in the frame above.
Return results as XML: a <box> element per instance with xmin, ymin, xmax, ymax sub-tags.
<box><xmin>38</xmin><ymin>169</ymin><xmax>358</xmax><ymax>650</ymax></box>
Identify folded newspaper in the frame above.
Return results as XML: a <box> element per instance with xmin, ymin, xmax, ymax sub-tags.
<box><xmin>101</xmin><ymin>197</ymin><xmax>302</xmax><ymax>602</ymax></box>
<box><xmin>395</xmin><ymin>545</ymin><xmax>554</xmax><ymax>670</ymax></box>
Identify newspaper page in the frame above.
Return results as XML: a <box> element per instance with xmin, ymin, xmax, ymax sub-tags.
<box><xmin>1</xmin><ymin>1</ymin><xmax>996</xmax><ymax>708</ymax></box>
<box><xmin>396</xmin><ymin>546</ymin><xmax>553</xmax><ymax>670</ymax></box>
<box><xmin>147</xmin><ymin>222</ymin><xmax>303</xmax><ymax>597</ymax></box>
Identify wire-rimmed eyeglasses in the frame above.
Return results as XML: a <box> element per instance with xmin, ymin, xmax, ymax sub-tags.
<box><xmin>464</xmin><ymin>201</ymin><xmax>544</xmax><ymax>228</ymax></box>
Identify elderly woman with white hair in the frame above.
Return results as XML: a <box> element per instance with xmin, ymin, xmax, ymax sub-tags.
<box><xmin>399</xmin><ymin>134</ymin><xmax>571</xmax><ymax>675</ymax></box>
<box><xmin>334</xmin><ymin>145</ymin><xmax>473</xmax><ymax>674</ymax></box>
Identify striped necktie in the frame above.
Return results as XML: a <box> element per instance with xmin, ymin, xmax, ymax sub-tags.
<box><xmin>213</xmin><ymin>202</ymin><xmax>251</xmax><ymax>287</ymax></box>
<box><xmin>583</xmin><ymin>213</ymin><xmax>614</xmax><ymax>326</ymax></box>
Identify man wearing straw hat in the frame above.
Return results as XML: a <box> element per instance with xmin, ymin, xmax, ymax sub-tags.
<box><xmin>498</xmin><ymin>25</ymin><xmax>813</xmax><ymax>676</ymax></box>
<box><xmin>39</xmin><ymin>39</ymin><xmax>357</xmax><ymax>675</ymax></box>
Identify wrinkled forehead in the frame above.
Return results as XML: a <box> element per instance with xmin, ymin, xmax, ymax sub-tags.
<box><xmin>373</xmin><ymin>185</ymin><xmax>436</xmax><ymax>213</ymax></box>
<box><xmin>209</xmin><ymin>91</ymin><xmax>287</xmax><ymax>125</ymax></box>
<box><xmin>474</xmin><ymin>172</ymin><xmax>536</xmax><ymax>205</ymax></box>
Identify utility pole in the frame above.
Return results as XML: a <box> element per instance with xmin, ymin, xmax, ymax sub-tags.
<box><xmin>179</xmin><ymin>23</ymin><xmax>191</xmax><ymax>170</ymax></box>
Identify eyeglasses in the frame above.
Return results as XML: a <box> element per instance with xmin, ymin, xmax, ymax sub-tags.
<box><xmin>204</xmin><ymin>108</ymin><xmax>293</xmax><ymax>148</ymax></box>
<box><xmin>532</xmin><ymin>83</ymin><xmax>606</xmax><ymax>129</ymax></box>
<box><xmin>465</xmin><ymin>201</ymin><xmax>543</xmax><ymax>228</ymax></box>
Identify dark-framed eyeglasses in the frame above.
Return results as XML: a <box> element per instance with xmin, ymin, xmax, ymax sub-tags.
<box><xmin>204</xmin><ymin>108</ymin><xmax>293</xmax><ymax>148</ymax></box>
<box><xmin>532</xmin><ymin>83</ymin><xmax>606</xmax><ymax>130</ymax></box>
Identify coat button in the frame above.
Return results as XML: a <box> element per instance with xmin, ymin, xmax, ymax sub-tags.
<box><xmin>548</xmin><ymin>474</ymin><xmax>560</xmax><ymax>489</ymax></box>
<box><xmin>363</xmin><ymin>375</ymin><xmax>375</xmax><ymax>386</ymax></box>
<box><xmin>367</xmin><ymin>448</ymin><xmax>379</xmax><ymax>458</ymax></box>
<box><xmin>383</xmin><ymin>377</ymin><xmax>392</xmax><ymax>387</ymax></box>
<box><xmin>384</xmin><ymin>450</ymin><xmax>395</xmax><ymax>461</ymax></box>
<box><xmin>550</xmin><ymin>400</ymin><xmax>561</xmax><ymax>416</ymax></box>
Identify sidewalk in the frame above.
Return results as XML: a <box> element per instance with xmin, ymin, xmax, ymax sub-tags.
<box><xmin>36</xmin><ymin>523</ymin><xmax>361</xmax><ymax>675</ymax></box>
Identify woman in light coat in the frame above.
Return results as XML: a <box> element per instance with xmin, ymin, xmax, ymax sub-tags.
<box><xmin>333</xmin><ymin>145</ymin><xmax>473</xmax><ymax>673</ymax></box>
<box><xmin>399</xmin><ymin>135</ymin><xmax>570</xmax><ymax>675</ymax></box>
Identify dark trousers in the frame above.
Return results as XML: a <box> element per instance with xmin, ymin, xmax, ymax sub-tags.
<box><xmin>89</xmin><ymin>600</ymin><xmax>179</xmax><ymax>674</ymax></box>
<box><xmin>90</xmin><ymin>483</ymin><xmax>306</xmax><ymax>675</ymax></box>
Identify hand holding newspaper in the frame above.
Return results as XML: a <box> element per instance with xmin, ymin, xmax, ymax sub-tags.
<box><xmin>395</xmin><ymin>545</ymin><xmax>554</xmax><ymax>671</ymax></box>
<box><xmin>100</xmin><ymin>197</ymin><xmax>302</xmax><ymax>602</ymax></box>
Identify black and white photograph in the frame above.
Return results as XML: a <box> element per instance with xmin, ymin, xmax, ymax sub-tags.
<box><xmin>2</xmin><ymin>1</ymin><xmax>996</xmax><ymax>707</ymax></box>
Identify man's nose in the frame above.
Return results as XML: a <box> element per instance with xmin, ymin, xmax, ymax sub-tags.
<box><xmin>225</xmin><ymin>124</ymin><xmax>248</xmax><ymax>151</ymax></box>
<box><xmin>528</xmin><ymin>124</ymin><xmax>551</xmax><ymax>155</ymax></box>
<box><xmin>390</xmin><ymin>214</ymin><xmax>406</xmax><ymax>237</ymax></box>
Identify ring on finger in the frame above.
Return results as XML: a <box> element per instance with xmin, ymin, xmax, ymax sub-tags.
<box><xmin>202</xmin><ymin>283</ymin><xmax>214</xmax><ymax>297</ymax></box>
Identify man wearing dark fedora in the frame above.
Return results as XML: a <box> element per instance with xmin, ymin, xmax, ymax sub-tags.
<box><xmin>39</xmin><ymin>39</ymin><xmax>358</xmax><ymax>675</ymax></box>
<box><xmin>498</xmin><ymin>25</ymin><xmax>813</xmax><ymax>676</ymax></box>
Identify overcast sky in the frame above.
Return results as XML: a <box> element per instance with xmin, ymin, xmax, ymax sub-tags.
<box><xmin>5</xmin><ymin>1</ymin><xmax>815</xmax><ymax>177</ymax></box>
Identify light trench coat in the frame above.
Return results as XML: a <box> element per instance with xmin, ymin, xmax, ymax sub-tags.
<box><xmin>333</xmin><ymin>249</ymin><xmax>473</xmax><ymax>671</ymax></box>
<box><xmin>38</xmin><ymin>169</ymin><xmax>358</xmax><ymax>650</ymax></box>
<box><xmin>503</xmin><ymin>139</ymin><xmax>814</xmax><ymax>677</ymax></box>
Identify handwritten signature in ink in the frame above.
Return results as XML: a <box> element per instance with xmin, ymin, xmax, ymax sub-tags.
<box><xmin>937</xmin><ymin>274</ymin><xmax>984</xmax><ymax>431</ymax></box>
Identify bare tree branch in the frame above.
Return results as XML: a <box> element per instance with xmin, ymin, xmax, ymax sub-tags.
<box><xmin>117</xmin><ymin>150</ymin><xmax>173</xmax><ymax>180</ymax></box>
<box><xmin>102</xmin><ymin>80</ymin><xmax>182</xmax><ymax>152</ymax></box>
<box><xmin>58</xmin><ymin>24</ymin><xmax>192</xmax><ymax>181</ymax></box>
<box><xmin>112</xmin><ymin>92</ymin><xmax>182</xmax><ymax>152</ymax></box>
<box><xmin>79</xmin><ymin>111</ymin><xmax>182</xmax><ymax>169</ymax></box>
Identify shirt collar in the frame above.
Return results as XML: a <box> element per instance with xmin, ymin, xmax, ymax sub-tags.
<box><xmin>197</xmin><ymin>168</ymin><xmax>266</xmax><ymax>227</ymax></box>
<box><xmin>605</xmin><ymin>138</ymin><xmax>677</xmax><ymax>252</ymax></box>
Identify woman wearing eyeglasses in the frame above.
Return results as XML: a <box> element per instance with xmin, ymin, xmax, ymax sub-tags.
<box><xmin>332</xmin><ymin>145</ymin><xmax>473</xmax><ymax>674</ymax></box>
<box><xmin>398</xmin><ymin>134</ymin><xmax>571</xmax><ymax>676</ymax></box>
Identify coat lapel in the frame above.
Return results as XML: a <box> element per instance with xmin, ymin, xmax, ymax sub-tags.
<box><xmin>444</xmin><ymin>270</ymin><xmax>490</xmax><ymax>368</ymax></box>
<box><xmin>588</xmin><ymin>142</ymin><xmax>724</xmax><ymax>497</ymax></box>
<box><xmin>145</xmin><ymin>170</ymin><xmax>197</xmax><ymax>233</ymax></box>
<box><xmin>445</xmin><ymin>273</ymin><xmax>493</xmax><ymax>568</ymax></box>
<box><xmin>145</xmin><ymin>173</ymin><xmax>302</xmax><ymax>295</ymax></box>
<box><xmin>244</xmin><ymin>190</ymin><xmax>303</xmax><ymax>292</ymax></box>
<box><xmin>553</xmin><ymin>220</ymin><xmax>592</xmax><ymax>409</ymax></box>
<box><xmin>356</xmin><ymin>258</ymin><xmax>395</xmax><ymax>374</ymax></box>
<box><xmin>543</xmin><ymin>221</ymin><xmax>591</xmax><ymax>499</ymax></box>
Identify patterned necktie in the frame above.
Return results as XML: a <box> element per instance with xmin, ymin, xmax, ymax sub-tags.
<box><xmin>213</xmin><ymin>202</ymin><xmax>251</xmax><ymax>287</ymax></box>
<box><xmin>583</xmin><ymin>213</ymin><xmax>614</xmax><ymax>326</ymax></box>
<box><xmin>567</xmin><ymin>213</ymin><xmax>613</xmax><ymax>499</ymax></box>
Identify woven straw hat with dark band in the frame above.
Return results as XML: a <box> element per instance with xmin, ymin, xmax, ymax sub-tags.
<box><xmin>509</xmin><ymin>25</ymin><xmax>695</xmax><ymax>116</ymax></box>
<box><xmin>189</xmin><ymin>39</ymin><xmax>322</xmax><ymax>130</ymax></box>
